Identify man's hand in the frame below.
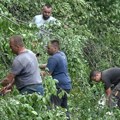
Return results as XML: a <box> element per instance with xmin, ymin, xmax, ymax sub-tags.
<box><xmin>0</xmin><ymin>82</ymin><xmax>14</xmax><ymax>95</ymax></box>
<box><xmin>40</xmin><ymin>64</ymin><xmax>47</xmax><ymax>69</ymax></box>
<box><xmin>0</xmin><ymin>86</ymin><xmax>12</xmax><ymax>95</ymax></box>
<box><xmin>40</xmin><ymin>71</ymin><xmax>46</xmax><ymax>77</ymax></box>
<box><xmin>106</xmin><ymin>88</ymin><xmax>112</xmax><ymax>97</ymax></box>
<box><xmin>1</xmin><ymin>73</ymin><xmax>15</xmax><ymax>87</ymax></box>
<box><xmin>40</xmin><ymin>69</ymin><xmax>51</xmax><ymax>78</ymax></box>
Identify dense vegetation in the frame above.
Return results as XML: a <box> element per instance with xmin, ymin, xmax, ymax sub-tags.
<box><xmin>0</xmin><ymin>0</ymin><xmax>120</xmax><ymax>119</ymax></box>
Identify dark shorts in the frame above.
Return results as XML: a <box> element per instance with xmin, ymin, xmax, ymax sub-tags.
<box><xmin>19</xmin><ymin>84</ymin><xmax>44</xmax><ymax>95</ymax></box>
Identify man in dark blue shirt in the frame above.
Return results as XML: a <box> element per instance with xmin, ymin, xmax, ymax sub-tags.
<box><xmin>40</xmin><ymin>40</ymin><xmax>71</xmax><ymax>119</ymax></box>
<box><xmin>46</xmin><ymin>47</ymin><xmax>71</xmax><ymax>90</ymax></box>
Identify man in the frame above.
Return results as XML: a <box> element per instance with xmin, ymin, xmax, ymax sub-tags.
<box><xmin>33</xmin><ymin>4</ymin><xmax>60</xmax><ymax>39</ymax></box>
<box><xmin>40</xmin><ymin>40</ymin><xmax>71</xmax><ymax>119</ymax></box>
<box><xmin>33</xmin><ymin>4</ymin><xmax>58</xmax><ymax>28</ymax></box>
<box><xmin>0</xmin><ymin>35</ymin><xmax>44</xmax><ymax>95</ymax></box>
<box><xmin>90</xmin><ymin>67</ymin><xmax>120</xmax><ymax>107</ymax></box>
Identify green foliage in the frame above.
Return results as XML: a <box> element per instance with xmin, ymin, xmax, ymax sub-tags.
<box><xmin>0</xmin><ymin>76</ymin><xmax>67</xmax><ymax>120</ymax></box>
<box><xmin>0</xmin><ymin>0</ymin><xmax>120</xmax><ymax>119</ymax></box>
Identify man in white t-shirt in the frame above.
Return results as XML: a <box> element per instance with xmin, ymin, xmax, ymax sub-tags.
<box><xmin>33</xmin><ymin>4</ymin><xmax>60</xmax><ymax>39</ymax></box>
<box><xmin>33</xmin><ymin>4</ymin><xmax>56</xmax><ymax>27</ymax></box>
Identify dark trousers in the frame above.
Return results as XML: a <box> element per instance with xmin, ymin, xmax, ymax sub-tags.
<box><xmin>50</xmin><ymin>89</ymin><xmax>70</xmax><ymax>119</ymax></box>
<box><xmin>108</xmin><ymin>83</ymin><xmax>120</xmax><ymax>107</ymax></box>
<box><xmin>50</xmin><ymin>89</ymin><xmax>70</xmax><ymax>108</ymax></box>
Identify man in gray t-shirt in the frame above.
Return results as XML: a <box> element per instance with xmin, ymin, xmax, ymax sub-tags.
<box><xmin>0</xmin><ymin>35</ymin><xmax>43</xmax><ymax>95</ymax></box>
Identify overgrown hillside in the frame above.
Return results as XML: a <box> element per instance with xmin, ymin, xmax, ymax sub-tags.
<box><xmin>0</xmin><ymin>0</ymin><xmax>120</xmax><ymax>119</ymax></box>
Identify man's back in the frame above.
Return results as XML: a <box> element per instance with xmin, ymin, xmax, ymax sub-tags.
<box><xmin>11</xmin><ymin>50</ymin><xmax>42</xmax><ymax>90</ymax></box>
<box><xmin>47</xmin><ymin>51</ymin><xmax>71</xmax><ymax>89</ymax></box>
<box><xmin>102</xmin><ymin>67</ymin><xmax>120</xmax><ymax>89</ymax></box>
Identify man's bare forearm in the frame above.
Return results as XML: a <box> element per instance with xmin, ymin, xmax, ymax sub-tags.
<box><xmin>1</xmin><ymin>73</ymin><xmax>15</xmax><ymax>86</ymax></box>
<box><xmin>39</xmin><ymin>64</ymin><xmax>47</xmax><ymax>69</ymax></box>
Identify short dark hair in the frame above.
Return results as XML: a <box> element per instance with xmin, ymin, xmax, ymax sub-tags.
<box><xmin>90</xmin><ymin>70</ymin><xmax>100</xmax><ymax>79</ymax></box>
<box><xmin>50</xmin><ymin>40</ymin><xmax>60</xmax><ymax>49</ymax></box>
<box><xmin>10</xmin><ymin>35</ymin><xmax>24</xmax><ymax>47</ymax></box>
<box><xmin>44</xmin><ymin>4</ymin><xmax>52</xmax><ymax>8</ymax></box>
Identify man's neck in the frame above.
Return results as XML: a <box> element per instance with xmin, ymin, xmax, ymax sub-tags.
<box><xmin>18</xmin><ymin>47</ymin><xmax>27</xmax><ymax>55</ymax></box>
<box><xmin>53</xmin><ymin>50</ymin><xmax>60</xmax><ymax>55</ymax></box>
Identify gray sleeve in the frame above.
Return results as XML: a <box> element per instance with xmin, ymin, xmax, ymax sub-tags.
<box><xmin>11</xmin><ymin>59</ymin><xmax>23</xmax><ymax>75</ymax></box>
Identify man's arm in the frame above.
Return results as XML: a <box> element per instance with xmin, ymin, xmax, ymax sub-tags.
<box><xmin>1</xmin><ymin>73</ymin><xmax>15</xmax><ymax>86</ymax></box>
<box><xmin>39</xmin><ymin>64</ymin><xmax>47</xmax><ymax>69</ymax></box>
<box><xmin>105</xmin><ymin>87</ymin><xmax>113</xmax><ymax>106</ymax></box>
<box><xmin>40</xmin><ymin>67</ymin><xmax>52</xmax><ymax>77</ymax></box>
<box><xmin>0</xmin><ymin>73</ymin><xmax>15</xmax><ymax>95</ymax></box>
<box><xmin>40</xmin><ymin>57</ymin><xmax>57</xmax><ymax>77</ymax></box>
<box><xmin>105</xmin><ymin>87</ymin><xmax>112</xmax><ymax>97</ymax></box>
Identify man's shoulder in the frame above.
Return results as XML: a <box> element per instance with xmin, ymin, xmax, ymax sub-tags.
<box><xmin>48</xmin><ymin>54</ymin><xmax>58</xmax><ymax>62</ymax></box>
<box><xmin>52</xmin><ymin>51</ymin><xmax>66</xmax><ymax>60</ymax></box>
<box><xmin>27</xmin><ymin>49</ymin><xmax>35</xmax><ymax>55</ymax></box>
<box><xmin>102</xmin><ymin>68</ymin><xmax>116</xmax><ymax>80</ymax></box>
<box><xmin>15</xmin><ymin>50</ymin><xmax>35</xmax><ymax>60</ymax></box>
<box><xmin>103</xmin><ymin>67</ymin><xmax>120</xmax><ymax>73</ymax></box>
<box><xmin>49</xmin><ymin>16</ymin><xmax>56</xmax><ymax>21</ymax></box>
<box><xmin>34</xmin><ymin>14</ymin><xmax>42</xmax><ymax>19</ymax></box>
<box><xmin>102</xmin><ymin>69</ymin><xmax>111</xmax><ymax>77</ymax></box>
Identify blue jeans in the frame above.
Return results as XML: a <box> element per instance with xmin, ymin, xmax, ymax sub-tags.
<box><xmin>19</xmin><ymin>84</ymin><xmax>44</xmax><ymax>95</ymax></box>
